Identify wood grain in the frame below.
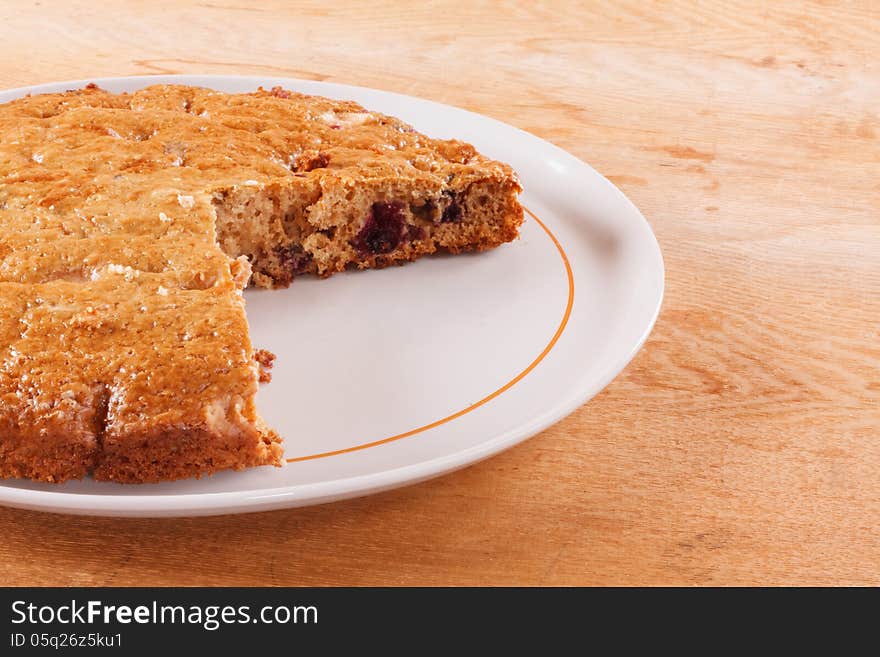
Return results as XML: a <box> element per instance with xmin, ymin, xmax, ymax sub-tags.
<box><xmin>0</xmin><ymin>0</ymin><xmax>877</xmax><ymax>586</ymax></box>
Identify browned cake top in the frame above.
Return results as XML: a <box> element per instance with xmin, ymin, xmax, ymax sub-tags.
<box><xmin>0</xmin><ymin>84</ymin><xmax>514</xmax><ymax>218</ymax></box>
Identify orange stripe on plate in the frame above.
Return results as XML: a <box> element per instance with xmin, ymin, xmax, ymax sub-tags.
<box><xmin>286</xmin><ymin>206</ymin><xmax>574</xmax><ymax>463</ymax></box>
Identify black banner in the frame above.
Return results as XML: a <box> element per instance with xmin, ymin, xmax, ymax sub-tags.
<box><xmin>0</xmin><ymin>587</ymin><xmax>871</xmax><ymax>652</ymax></box>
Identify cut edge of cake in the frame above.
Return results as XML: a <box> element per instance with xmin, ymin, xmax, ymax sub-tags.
<box><xmin>210</xmin><ymin>170</ymin><xmax>523</xmax><ymax>288</ymax></box>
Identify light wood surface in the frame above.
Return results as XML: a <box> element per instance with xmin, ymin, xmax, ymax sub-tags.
<box><xmin>0</xmin><ymin>0</ymin><xmax>877</xmax><ymax>586</ymax></box>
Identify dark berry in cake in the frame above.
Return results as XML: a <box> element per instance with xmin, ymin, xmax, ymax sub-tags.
<box><xmin>353</xmin><ymin>202</ymin><xmax>406</xmax><ymax>255</ymax></box>
<box><xmin>441</xmin><ymin>193</ymin><xmax>462</xmax><ymax>223</ymax></box>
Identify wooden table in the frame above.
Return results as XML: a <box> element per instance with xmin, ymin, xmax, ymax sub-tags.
<box><xmin>0</xmin><ymin>1</ymin><xmax>876</xmax><ymax>586</ymax></box>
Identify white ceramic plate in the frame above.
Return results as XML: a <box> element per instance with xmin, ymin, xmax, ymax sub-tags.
<box><xmin>0</xmin><ymin>75</ymin><xmax>663</xmax><ymax>517</ymax></box>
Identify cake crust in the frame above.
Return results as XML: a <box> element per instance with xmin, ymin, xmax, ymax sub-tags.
<box><xmin>0</xmin><ymin>83</ymin><xmax>523</xmax><ymax>483</ymax></box>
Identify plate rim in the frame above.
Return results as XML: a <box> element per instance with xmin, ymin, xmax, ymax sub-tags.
<box><xmin>0</xmin><ymin>74</ymin><xmax>664</xmax><ymax>516</ymax></box>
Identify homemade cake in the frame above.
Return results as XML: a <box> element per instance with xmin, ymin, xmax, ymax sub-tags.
<box><xmin>0</xmin><ymin>83</ymin><xmax>523</xmax><ymax>483</ymax></box>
